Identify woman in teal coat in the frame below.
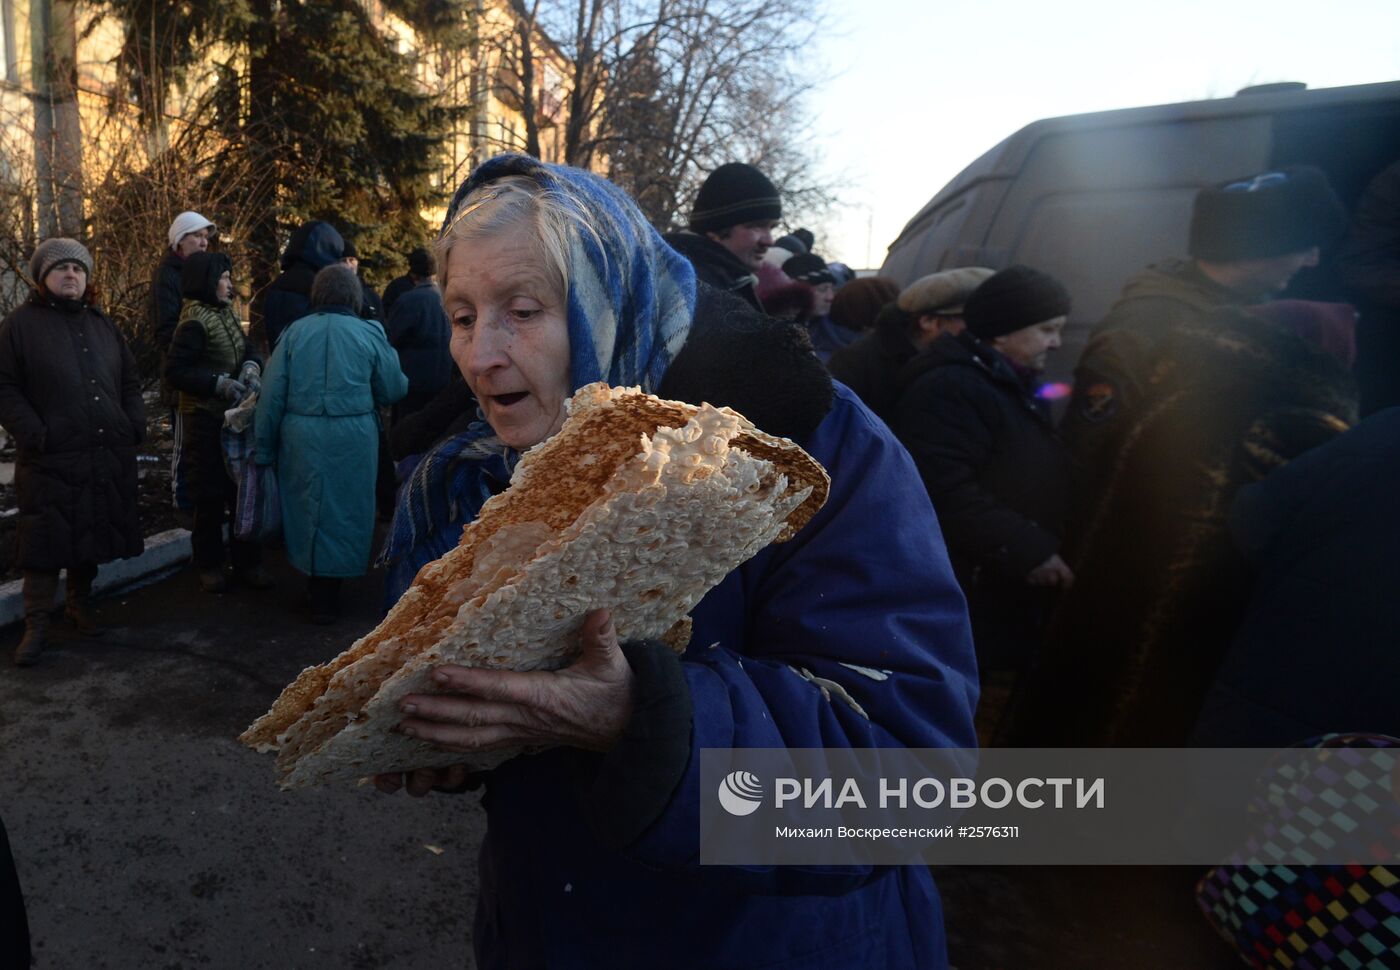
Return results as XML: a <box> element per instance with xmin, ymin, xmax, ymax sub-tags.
<box><xmin>255</xmin><ymin>264</ymin><xmax>408</xmax><ymax>622</ymax></box>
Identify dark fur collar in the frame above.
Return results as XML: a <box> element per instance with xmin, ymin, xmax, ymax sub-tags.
<box><xmin>658</xmin><ymin>282</ymin><xmax>834</xmax><ymax>442</ymax></box>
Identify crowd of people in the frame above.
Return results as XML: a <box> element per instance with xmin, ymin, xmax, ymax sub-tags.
<box><xmin>0</xmin><ymin>148</ymin><xmax>1397</xmax><ymax>968</ymax></box>
<box><xmin>669</xmin><ymin>160</ymin><xmax>1395</xmax><ymax>752</ymax></box>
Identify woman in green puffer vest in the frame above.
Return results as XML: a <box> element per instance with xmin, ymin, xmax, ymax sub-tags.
<box><xmin>164</xmin><ymin>251</ymin><xmax>270</xmax><ymax>593</ymax></box>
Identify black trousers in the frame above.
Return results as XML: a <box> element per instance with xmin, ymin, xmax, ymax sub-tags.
<box><xmin>307</xmin><ymin>576</ymin><xmax>343</xmax><ymax>616</ymax></box>
<box><xmin>182</xmin><ymin>410</ymin><xmax>260</xmax><ymax>571</ymax></box>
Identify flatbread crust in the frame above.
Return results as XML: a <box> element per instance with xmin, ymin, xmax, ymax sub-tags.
<box><xmin>241</xmin><ymin>383</ymin><xmax>829</xmax><ymax>788</ymax></box>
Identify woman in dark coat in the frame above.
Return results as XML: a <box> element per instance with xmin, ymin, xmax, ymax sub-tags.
<box><xmin>0</xmin><ymin>238</ymin><xmax>145</xmax><ymax>666</ymax></box>
<box><xmin>892</xmin><ymin>266</ymin><xmax>1073</xmax><ymax>679</ymax></box>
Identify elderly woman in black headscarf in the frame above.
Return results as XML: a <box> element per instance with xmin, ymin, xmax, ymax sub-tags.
<box><xmin>372</xmin><ymin>155</ymin><xmax>978</xmax><ymax>970</ymax></box>
<box><xmin>0</xmin><ymin>238</ymin><xmax>145</xmax><ymax>666</ymax></box>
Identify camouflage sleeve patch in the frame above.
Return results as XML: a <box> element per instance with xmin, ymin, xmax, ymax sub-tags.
<box><xmin>1078</xmin><ymin>380</ymin><xmax>1119</xmax><ymax>423</ymax></box>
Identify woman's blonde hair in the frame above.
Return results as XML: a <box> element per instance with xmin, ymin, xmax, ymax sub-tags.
<box><xmin>435</xmin><ymin>174</ymin><xmax>603</xmax><ymax>297</ymax></box>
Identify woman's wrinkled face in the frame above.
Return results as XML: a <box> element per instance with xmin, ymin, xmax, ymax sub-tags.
<box><xmin>444</xmin><ymin>222</ymin><xmax>571</xmax><ymax>450</ymax></box>
<box><xmin>177</xmin><ymin>229</ymin><xmax>210</xmax><ymax>259</ymax></box>
<box><xmin>44</xmin><ymin>261</ymin><xmax>87</xmax><ymax>301</ymax></box>
<box><xmin>216</xmin><ymin>270</ymin><xmax>233</xmax><ymax>302</ymax></box>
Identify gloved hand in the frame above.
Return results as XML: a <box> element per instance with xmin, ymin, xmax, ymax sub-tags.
<box><xmin>215</xmin><ymin>375</ymin><xmax>247</xmax><ymax>401</ymax></box>
<box><xmin>238</xmin><ymin>361</ymin><xmax>261</xmax><ymax>387</ymax></box>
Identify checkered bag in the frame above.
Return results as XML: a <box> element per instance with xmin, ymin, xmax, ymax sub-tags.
<box><xmin>234</xmin><ymin>461</ymin><xmax>281</xmax><ymax>542</ymax></box>
<box><xmin>1195</xmin><ymin>735</ymin><xmax>1400</xmax><ymax>969</ymax></box>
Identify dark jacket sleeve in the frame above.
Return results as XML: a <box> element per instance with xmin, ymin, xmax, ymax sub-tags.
<box><xmin>894</xmin><ymin>370</ymin><xmax>1059</xmax><ymax>577</ymax></box>
<box><xmin>826</xmin><ymin>339</ymin><xmax>879</xmax><ymax>411</ymax></box>
<box><xmin>0</xmin><ymin>316</ymin><xmax>47</xmax><ymax>452</ymax></box>
<box><xmin>151</xmin><ymin>261</ymin><xmax>183</xmax><ymax>354</ymax></box>
<box><xmin>163</xmin><ymin>318</ymin><xmax>219</xmax><ymax>397</ymax></box>
<box><xmin>241</xmin><ymin>335</ymin><xmax>262</xmax><ymax>370</ymax></box>
<box><xmin>600</xmin><ymin>390</ymin><xmax>978</xmax><ymax>887</ymax></box>
<box><xmin>360</xmin><ymin>281</ymin><xmax>384</xmax><ymax>323</ymax></box>
<box><xmin>575</xmin><ymin>639</ymin><xmax>694</xmax><ymax>851</ymax></box>
<box><xmin>1228</xmin><ymin>411</ymin><xmax>1361</xmax><ymax>564</ymax></box>
<box><xmin>1337</xmin><ymin>160</ymin><xmax>1400</xmax><ymax>309</ymax></box>
<box><xmin>1060</xmin><ymin>307</ymin><xmax>1165</xmax><ymax>487</ymax></box>
<box><xmin>263</xmin><ymin>288</ymin><xmax>309</xmax><ymax>350</ymax></box>
<box><xmin>119</xmin><ymin>331</ymin><xmax>146</xmax><ymax>446</ymax></box>
<box><xmin>388</xmin><ymin>373</ymin><xmax>475</xmax><ymax>460</ymax></box>
<box><xmin>381</xmin><ymin>276</ymin><xmax>411</xmax><ymax>318</ymax></box>
<box><xmin>383</xmin><ymin>296</ymin><xmax>418</xmax><ymax>349</ymax></box>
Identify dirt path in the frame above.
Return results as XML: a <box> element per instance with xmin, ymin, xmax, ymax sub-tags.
<box><xmin>0</xmin><ymin>548</ymin><xmax>482</xmax><ymax>969</ymax></box>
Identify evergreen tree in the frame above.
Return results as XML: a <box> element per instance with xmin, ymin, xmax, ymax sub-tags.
<box><xmin>236</xmin><ymin>1</ymin><xmax>462</xmax><ymax>278</ymax></box>
<box><xmin>102</xmin><ymin>0</ymin><xmax>468</xmax><ymax>301</ymax></box>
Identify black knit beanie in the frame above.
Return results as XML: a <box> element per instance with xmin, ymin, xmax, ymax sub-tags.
<box><xmin>784</xmin><ymin>252</ymin><xmax>835</xmax><ymax>286</ymax></box>
<box><xmin>690</xmin><ymin>163</ymin><xmax>781</xmax><ymax>234</ymax></box>
<box><xmin>962</xmin><ymin>265</ymin><xmax>1071</xmax><ymax>340</ymax></box>
<box><xmin>1189</xmin><ymin>166</ymin><xmax>1347</xmax><ymax>262</ymax></box>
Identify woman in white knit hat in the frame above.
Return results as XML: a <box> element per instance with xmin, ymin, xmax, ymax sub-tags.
<box><xmin>0</xmin><ymin>238</ymin><xmax>146</xmax><ymax>666</ymax></box>
<box><xmin>152</xmin><ymin>211</ymin><xmax>216</xmax><ymax>357</ymax></box>
<box><xmin>149</xmin><ymin>210</ymin><xmax>215</xmax><ymax>526</ymax></box>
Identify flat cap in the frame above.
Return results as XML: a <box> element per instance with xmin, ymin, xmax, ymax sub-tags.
<box><xmin>897</xmin><ymin>267</ymin><xmax>996</xmax><ymax>315</ymax></box>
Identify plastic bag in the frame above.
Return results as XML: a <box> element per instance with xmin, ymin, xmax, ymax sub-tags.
<box><xmin>235</xmin><ymin>461</ymin><xmax>282</xmax><ymax>542</ymax></box>
<box><xmin>221</xmin><ymin>390</ymin><xmax>259</xmax><ymax>483</ymax></box>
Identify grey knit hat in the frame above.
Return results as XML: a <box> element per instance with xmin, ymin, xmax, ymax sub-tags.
<box><xmin>30</xmin><ymin>238</ymin><xmax>93</xmax><ymax>284</ymax></box>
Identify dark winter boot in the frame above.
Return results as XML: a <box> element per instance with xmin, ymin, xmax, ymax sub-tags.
<box><xmin>199</xmin><ymin>568</ymin><xmax>228</xmax><ymax>594</ymax></box>
<box><xmin>64</xmin><ymin>564</ymin><xmax>105</xmax><ymax>637</ymax></box>
<box><xmin>13</xmin><ymin>613</ymin><xmax>49</xmax><ymax>667</ymax></box>
<box><xmin>13</xmin><ymin>571</ymin><xmax>58</xmax><ymax>667</ymax></box>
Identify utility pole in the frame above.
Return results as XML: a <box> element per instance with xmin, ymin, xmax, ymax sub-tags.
<box><xmin>864</xmin><ymin>212</ymin><xmax>873</xmax><ymax>273</ymax></box>
<box><xmin>29</xmin><ymin>0</ymin><xmax>84</xmax><ymax>240</ymax></box>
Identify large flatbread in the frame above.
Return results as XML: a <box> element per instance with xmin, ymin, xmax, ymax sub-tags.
<box><xmin>241</xmin><ymin>382</ymin><xmax>829</xmax><ymax>788</ymax></box>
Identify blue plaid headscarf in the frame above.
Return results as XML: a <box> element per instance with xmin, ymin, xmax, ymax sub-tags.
<box><xmin>379</xmin><ymin>154</ymin><xmax>698</xmax><ymax>603</ymax></box>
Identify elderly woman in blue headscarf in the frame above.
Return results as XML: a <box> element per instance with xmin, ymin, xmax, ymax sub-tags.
<box><xmin>373</xmin><ymin>154</ymin><xmax>978</xmax><ymax>970</ymax></box>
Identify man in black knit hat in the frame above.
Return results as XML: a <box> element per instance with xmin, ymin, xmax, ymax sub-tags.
<box><xmin>382</xmin><ymin>247</ymin><xmax>435</xmax><ymax>319</ymax></box>
<box><xmin>663</xmin><ymin>162</ymin><xmax>782</xmax><ymax>311</ymax></box>
<box><xmin>1062</xmin><ymin>166</ymin><xmax>1347</xmax><ymax>502</ymax></box>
